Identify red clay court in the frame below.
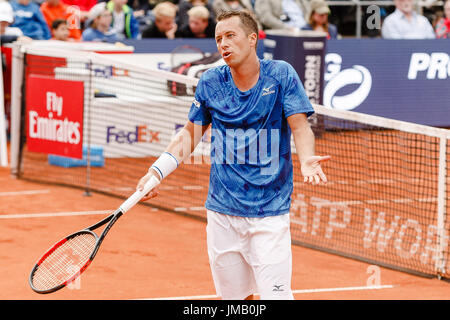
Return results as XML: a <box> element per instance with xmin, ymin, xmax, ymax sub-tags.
<box><xmin>2</xmin><ymin>44</ymin><xmax>449</xmax><ymax>300</ymax></box>
<box><xmin>0</xmin><ymin>165</ymin><xmax>449</xmax><ymax>300</ymax></box>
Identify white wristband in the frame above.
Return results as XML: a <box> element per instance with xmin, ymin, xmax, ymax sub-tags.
<box><xmin>150</xmin><ymin>152</ymin><xmax>178</xmax><ymax>180</ymax></box>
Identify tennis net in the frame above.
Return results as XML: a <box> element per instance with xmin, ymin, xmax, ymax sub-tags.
<box><xmin>10</xmin><ymin>45</ymin><xmax>450</xmax><ymax>280</ymax></box>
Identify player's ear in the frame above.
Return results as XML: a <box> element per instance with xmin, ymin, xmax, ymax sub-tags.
<box><xmin>248</xmin><ymin>32</ymin><xmax>257</xmax><ymax>49</ymax></box>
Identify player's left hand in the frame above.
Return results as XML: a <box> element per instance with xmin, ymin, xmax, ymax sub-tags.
<box><xmin>301</xmin><ymin>155</ymin><xmax>331</xmax><ymax>185</ymax></box>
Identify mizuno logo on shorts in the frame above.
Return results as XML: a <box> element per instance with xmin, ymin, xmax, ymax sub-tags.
<box><xmin>193</xmin><ymin>99</ymin><xmax>200</xmax><ymax>108</ymax></box>
<box><xmin>273</xmin><ymin>285</ymin><xmax>284</xmax><ymax>292</ymax></box>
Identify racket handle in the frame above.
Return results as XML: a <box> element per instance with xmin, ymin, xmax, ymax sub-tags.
<box><xmin>119</xmin><ymin>175</ymin><xmax>160</xmax><ymax>213</ymax></box>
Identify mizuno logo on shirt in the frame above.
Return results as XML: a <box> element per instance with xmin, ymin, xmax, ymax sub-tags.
<box><xmin>262</xmin><ymin>84</ymin><xmax>275</xmax><ymax>96</ymax></box>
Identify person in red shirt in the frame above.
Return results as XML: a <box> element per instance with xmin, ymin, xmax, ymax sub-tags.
<box><xmin>40</xmin><ymin>0</ymin><xmax>82</xmax><ymax>40</ymax></box>
<box><xmin>435</xmin><ymin>0</ymin><xmax>450</xmax><ymax>38</ymax></box>
<box><xmin>61</xmin><ymin>0</ymin><xmax>98</xmax><ymax>12</ymax></box>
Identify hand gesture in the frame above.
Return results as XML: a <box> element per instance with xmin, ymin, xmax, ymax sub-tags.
<box><xmin>301</xmin><ymin>155</ymin><xmax>331</xmax><ymax>185</ymax></box>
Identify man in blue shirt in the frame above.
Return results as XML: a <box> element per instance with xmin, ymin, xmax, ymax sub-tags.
<box><xmin>138</xmin><ymin>10</ymin><xmax>330</xmax><ymax>300</ymax></box>
<box><xmin>10</xmin><ymin>0</ymin><xmax>51</xmax><ymax>40</ymax></box>
<box><xmin>82</xmin><ymin>2</ymin><xmax>118</xmax><ymax>42</ymax></box>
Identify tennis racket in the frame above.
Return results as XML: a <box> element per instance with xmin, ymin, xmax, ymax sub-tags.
<box><xmin>29</xmin><ymin>175</ymin><xmax>160</xmax><ymax>294</ymax></box>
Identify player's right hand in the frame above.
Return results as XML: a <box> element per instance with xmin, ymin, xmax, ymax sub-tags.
<box><xmin>137</xmin><ymin>171</ymin><xmax>160</xmax><ymax>201</ymax></box>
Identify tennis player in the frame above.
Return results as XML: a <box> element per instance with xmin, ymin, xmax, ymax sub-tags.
<box><xmin>137</xmin><ymin>10</ymin><xmax>330</xmax><ymax>300</ymax></box>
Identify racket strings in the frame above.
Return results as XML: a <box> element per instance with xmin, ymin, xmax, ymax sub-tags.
<box><xmin>31</xmin><ymin>233</ymin><xmax>97</xmax><ymax>291</ymax></box>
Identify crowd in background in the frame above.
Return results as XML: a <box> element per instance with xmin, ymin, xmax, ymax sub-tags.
<box><xmin>0</xmin><ymin>0</ymin><xmax>449</xmax><ymax>43</ymax></box>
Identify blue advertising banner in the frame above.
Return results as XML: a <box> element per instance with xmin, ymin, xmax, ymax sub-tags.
<box><xmin>121</xmin><ymin>38</ymin><xmax>265</xmax><ymax>59</ymax></box>
<box><xmin>325</xmin><ymin>39</ymin><xmax>450</xmax><ymax>127</ymax></box>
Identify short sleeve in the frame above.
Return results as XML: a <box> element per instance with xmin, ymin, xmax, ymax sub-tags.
<box><xmin>188</xmin><ymin>76</ymin><xmax>212</xmax><ymax>126</ymax></box>
<box><xmin>282</xmin><ymin>63</ymin><xmax>315</xmax><ymax>118</ymax></box>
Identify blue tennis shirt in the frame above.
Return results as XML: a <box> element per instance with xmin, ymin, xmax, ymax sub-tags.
<box><xmin>188</xmin><ymin>59</ymin><xmax>314</xmax><ymax>218</ymax></box>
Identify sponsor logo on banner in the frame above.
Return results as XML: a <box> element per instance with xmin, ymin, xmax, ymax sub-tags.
<box><xmin>324</xmin><ymin>53</ymin><xmax>372</xmax><ymax>111</ymax></box>
<box><xmin>407</xmin><ymin>52</ymin><xmax>450</xmax><ymax>80</ymax></box>
<box><xmin>290</xmin><ymin>192</ymin><xmax>450</xmax><ymax>271</ymax></box>
<box><xmin>89</xmin><ymin>64</ymin><xmax>129</xmax><ymax>78</ymax></box>
<box><xmin>304</xmin><ymin>54</ymin><xmax>322</xmax><ymax>104</ymax></box>
<box><xmin>26</xmin><ymin>77</ymin><xmax>84</xmax><ymax>159</ymax></box>
<box><xmin>106</xmin><ymin>125</ymin><xmax>160</xmax><ymax>144</ymax></box>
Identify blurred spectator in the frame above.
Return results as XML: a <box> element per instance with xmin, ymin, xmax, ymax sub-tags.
<box><xmin>381</xmin><ymin>0</ymin><xmax>435</xmax><ymax>38</ymax></box>
<box><xmin>141</xmin><ymin>1</ymin><xmax>177</xmax><ymax>38</ymax></box>
<box><xmin>51</xmin><ymin>18</ymin><xmax>70</xmax><ymax>40</ymax></box>
<box><xmin>434</xmin><ymin>0</ymin><xmax>450</xmax><ymax>38</ymax></box>
<box><xmin>146</xmin><ymin>0</ymin><xmax>179</xmax><ymax>10</ymax></box>
<box><xmin>175</xmin><ymin>4</ymin><xmax>215</xmax><ymax>37</ymax></box>
<box><xmin>177</xmin><ymin>0</ymin><xmax>215</xmax><ymax>29</ymax></box>
<box><xmin>61</xmin><ymin>0</ymin><xmax>97</xmax><ymax>13</ymax></box>
<box><xmin>10</xmin><ymin>0</ymin><xmax>52</xmax><ymax>39</ymax></box>
<box><xmin>432</xmin><ymin>9</ymin><xmax>444</xmax><ymax>28</ymax></box>
<box><xmin>254</xmin><ymin>0</ymin><xmax>309</xmax><ymax>30</ymax></box>
<box><xmin>212</xmin><ymin>0</ymin><xmax>253</xmax><ymax>16</ymax></box>
<box><xmin>0</xmin><ymin>0</ymin><xmax>32</xmax><ymax>43</ymax></box>
<box><xmin>126</xmin><ymin>0</ymin><xmax>179</xmax><ymax>18</ymax></box>
<box><xmin>58</xmin><ymin>0</ymin><xmax>96</xmax><ymax>31</ymax></box>
<box><xmin>40</xmin><ymin>0</ymin><xmax>82</xmax><ymax>40</ymax></box>
<box><xmin>127</xmin><ymin>0</ymin><xmax>149</xmax><ymax>18</ymax></box>
<box><xmin>106</xmin><ymin>0</ymin><xmax>140</xmax><ymax>38</ymax></box>
<box><xmin>31</xmin><ymin>0</ymin><xmax>46</xmax><ymax>6</ymax></box>
<box><xmin>212</xmin><ymin>0</ymin><xmax>263</xmax><ymax>34</ymax></box>
<box><xmin>301</xmin><ymin>0</ymin><xmax>337</xmax><ymax>39</ymax></box>
<box><xmin>82</xmin><ymin>2</ymin><xmax>118</xmax><ymax>41</ymax></box>
<box><xmin>126</xmin><ymin>0</ymin><xmax>179</xmax><ymax>22</ymax></box>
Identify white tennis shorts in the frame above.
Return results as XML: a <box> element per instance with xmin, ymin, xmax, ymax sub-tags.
<box><xmin>206</xmin><ymin>210</ymin><xmax>294</xmax><ymax>300</ymax></box>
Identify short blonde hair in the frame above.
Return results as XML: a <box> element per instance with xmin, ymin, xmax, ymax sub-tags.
<box><xmin>152</xmin><ymin>1</ymin><xmax>177</xmax><ymax>19</ymax></box>
<box><xmin>187</xmin><ymin>5</ymin><xmax>209</xmax><ymax>20</ymax></box>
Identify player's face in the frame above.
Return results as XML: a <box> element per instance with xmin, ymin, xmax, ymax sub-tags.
<box><xmin>215</xmin><ymin>16</ymin><xmax>256</xmax><ymax>68</ymax></box>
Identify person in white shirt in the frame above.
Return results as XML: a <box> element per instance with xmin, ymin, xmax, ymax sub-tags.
<box><xmin>381</xmin><ymin>0</ymin><xmax>435</xmax><ymax>39</ymax></box>
<box><xmin>254</xmin><ymin>0</ymin><xmax>309</xmax><ymax>30</ymax></box>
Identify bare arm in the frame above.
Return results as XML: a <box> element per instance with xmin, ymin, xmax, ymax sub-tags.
<box><xmin>165</xmin><ymin>120</ymin><xmax>209</xmax><ymax>164</ymax></box>
<box><xmin>287</xmin><ymin>113</ymin><xmax>330</xmax><ymax>184</ymax></box>
<box><xmin>138</xmin><ymin>120</ymin><xmax>209</xmax><ymax>200</ymax></box>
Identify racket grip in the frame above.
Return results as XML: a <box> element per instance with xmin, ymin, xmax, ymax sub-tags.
<box><xmin>119</xmin><ymin>175</ymin><xmax>160</xmax><ymax>213</ymax></box>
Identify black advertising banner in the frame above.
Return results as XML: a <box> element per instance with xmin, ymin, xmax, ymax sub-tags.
<box><xmin>264</xmin><ymin>30</ymin><xmax>327</xmax><ymax>106</ymax></box>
